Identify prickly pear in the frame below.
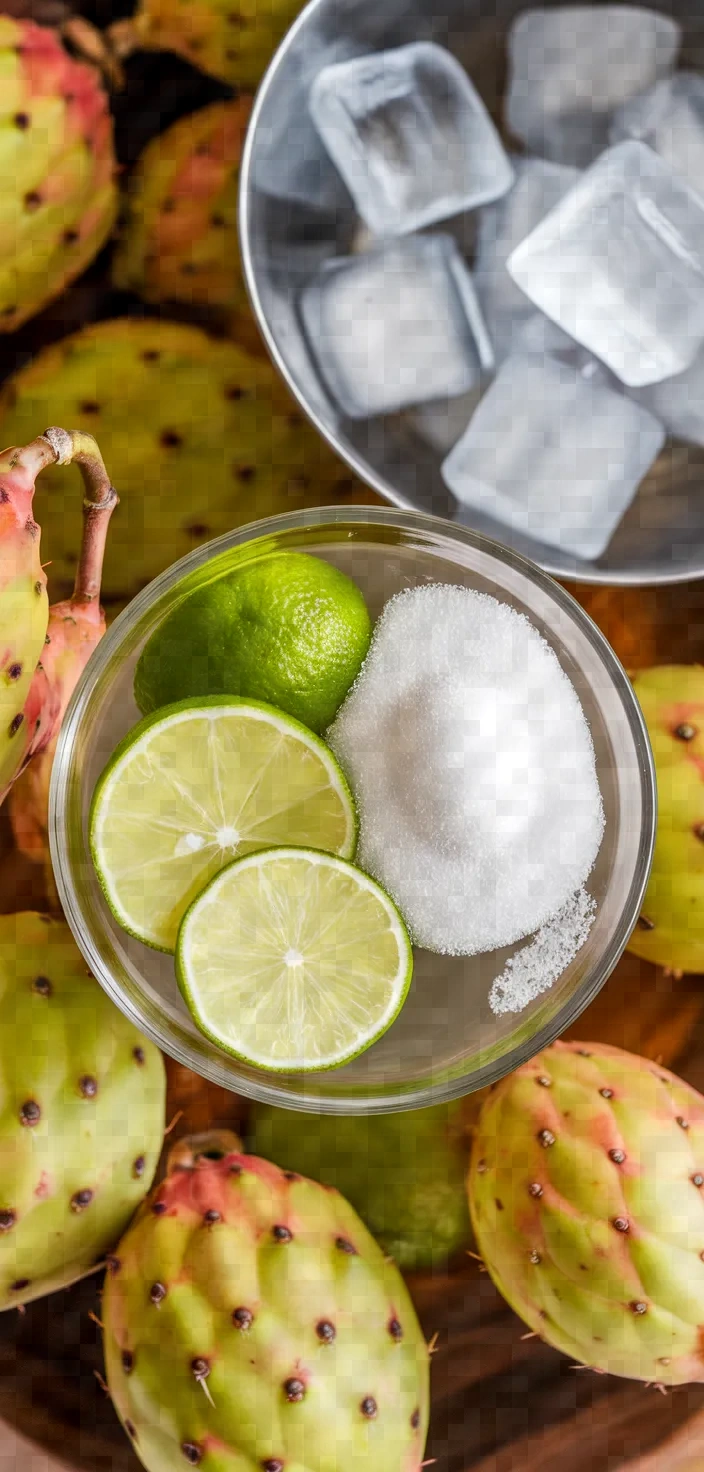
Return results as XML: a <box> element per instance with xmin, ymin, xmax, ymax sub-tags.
<box><xmin>0</xmin><ymin>319</ymin><xmax>364</xmax><ymax>601</ymax></box>
<box><xmin>469</xmin><ymin>1040</ymin><xmax>704</xmax><ymax>1385</ymax></box>
<box><xmin>249</xmin><ymin>1101</ymin><xmax>474</xmax><ymax>1271</ymax></box>
<box><xmin>627</xmin><ymin>665</ymin><xmax>704</xmax><ymax>974</ymax></box>
<box><xmin>112</xmin><ymin>0</ymin><xmax>306</xmax><ymax>89</ymax></box>
<box><xmin>10</xmin><ymin>433</ymin><xmax>118</xmax><ymax>869</ymax></box>
<box><xmin>0</xmin><ymin>912</ymin><xmax>165</xmax><ymax>1309</ymax></box>
<box><xmin>112</xmin><ymin>99</ymin><xmax>251</xmax><ymax>315</ymax></box>
<box><xmin>103</xmin><ymin>1131</ymin><xmax>430</xmax><ymax>1470</ymax></box>
<box><xmin>0</xmin><ymin>440</ymin><xmax>50</xmax><ymax>802</ymax></box>
<box><xmin>0</xmin><ymin>428</ymin><xmax>117</xmax><ymax>809</ymax></box>
<box><xmin>0</xmin><ymin>16</ymin><xmax>117</xmax><ymax>330</ymax></box>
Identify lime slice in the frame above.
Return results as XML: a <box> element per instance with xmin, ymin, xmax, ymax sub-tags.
<box><xmin>90</xmin><ymin>699</ymin><xmax>357</xmax><ymax>952</ymax></box>
<box><xmin>176</xmin><ymin>847</ymin><xmax>413</xmax><ymax>1071</ymax></box>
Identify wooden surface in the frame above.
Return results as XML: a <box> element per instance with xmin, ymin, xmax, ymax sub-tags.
<box><xmin>0</xmin><ymin>579</ymin><xmax>701</xmax><ymax>1472</ymax></box>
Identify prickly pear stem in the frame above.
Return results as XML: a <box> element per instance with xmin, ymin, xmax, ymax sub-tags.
<box><xmin>41</xmin><ymin>428</ymin><xmax>119</xmax><ymax>607</ymax></box>
<box><xmin>166</xmin><ymin>1130</ymin><xmax>243</xmax><ymax>1174</ymax></box>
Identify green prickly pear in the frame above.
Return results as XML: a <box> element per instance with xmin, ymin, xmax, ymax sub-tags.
<box><xmin>469</xmin><ymin>1040</ymin><xmax>704</xmax><ymax>1385</ymax></box>
<box><xmin>627</xmin><ymin>665</ymin><xmax>704</xmax><ymax>974</ymax></box>
<box><xmin>103</xmin><ymin>1131</ymin><xmax>430</xmax><ymax>1471</ymax></box>
<box><xmin>0</xmin><ymin>912</ymin><xmax>165</xmax><ymax>1309</ymax></box>
<box><xmin>0</xmin><ymin>319</ymin><xmax>363</xmax><ymax>602</ymax></box>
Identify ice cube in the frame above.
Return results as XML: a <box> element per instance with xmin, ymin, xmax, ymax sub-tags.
<box><xmin>508</xmin><ymin>142</ymin><xmax>704</xmax><ymax>389</ymax></box>
<box><xmin>511</xmin><ymin>310</ymin><xmax>582</xmax><ymax>361</ymax></box>
<box><xmin>475</xmin><ymin>157</ymin><xmax>579</xmax><ymax>362</ymax></box>
<box><xmin>634</xmin><ymin>349</ymin><xmax>704</xmax><ymax>446</ymax></box>
<box><xmin>611</xmin><ymin>72</ymin><xmax>704</xmax><ymax>199</ymax></box>
<box><xmin>299</xmin><ymin>234</ymin><xmax>494</xmax><ymax>420</ymax></box>
<box><xmin>252</xmin><ymin>37</ymin><xmax>358</xmax><ymax>212</ymax></box>
<box><xmin>253</xmin><ymin>112</ymin><xmax>353</xmax><ymax>213</ymax></box>
<box><xmin>506</xmin><ymin>7</ymin><xmax>680</xmax><ymax>167</ymax></box>
<box><xmin>309</xmin><ymin>42</ymin><xmax>514</xmax><ymax>237</ymax></box>
<box><xmin>406</xmin><ymin>387</ymin><xmax>484</xmax><ymax>454</ymax></box>
<box><xmin>441</xmin><ymin>353</ymin><xmax>665</xmax><ymax>560</ymax></box>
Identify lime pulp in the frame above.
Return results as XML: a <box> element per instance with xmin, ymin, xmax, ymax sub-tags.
<box><xmin>176</xmin><ymin>846</ymin><xmax>413</xmax><ymax>1071</ymax></box>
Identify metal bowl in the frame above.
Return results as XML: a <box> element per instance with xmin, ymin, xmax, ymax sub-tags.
<box><xmin>239</xmin><ymin>0</ymin><xmax>704</xmax><ymax>586</ymax></box>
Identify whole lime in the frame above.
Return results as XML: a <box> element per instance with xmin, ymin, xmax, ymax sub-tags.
<box><xmin>134</xmin><ymin>552</ymin><xmax>372</xmax><ymax>732</ymax></box>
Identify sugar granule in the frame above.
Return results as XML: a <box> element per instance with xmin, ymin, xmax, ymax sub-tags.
<box><xmin>489</xmin><ymin>887</ymin><xmax>597</xmax><ymax>1015</ymax></box>
<box><xmin>327</xmin><ymin>584</ymin><xmax>605</xmax><ymax>956</ymax></box>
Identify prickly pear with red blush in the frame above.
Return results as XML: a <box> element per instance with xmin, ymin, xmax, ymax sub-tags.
<box><xmin>469</xmin><ymin>1040</ymin><xmax>704</xmax><ymax>1385</ymax></box>
<box><xmin>103</xmin><ymin>1131</ymin><xmax>430</xmax><ymax>1471</ymax></box>
<box><xmin>0</xmin><ymin>428</ymin><xmax>117</xmax><ymax>814</ymax></box>
<box><xmin>0</xmin><ymin>439</ymin><xmax>53</xmax><ymax>803</ymax></box>
<box><xmin>0</xmin><ymin>16</ymin><xmax>117</xmax><ymax>330</ymax></box>
<box><xmin>11</xmin><ymin>440</ymin><xmax>117</xmax><ymax>863</ymax></box>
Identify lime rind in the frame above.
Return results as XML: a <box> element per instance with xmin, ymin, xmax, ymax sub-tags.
<box><xmin>133</xmin><ymin>551</ymin><xmax>373</xmax><ymax>732</ymax></box>
<box><xmin>89</xmin><ymin>697</ymin><xmax>358</xmax><ymax>953</ymax></box>
<box><xmin>175</xmin><ymin>845</ymin><xmax>414</xmax><ymax>1073</ymax></box>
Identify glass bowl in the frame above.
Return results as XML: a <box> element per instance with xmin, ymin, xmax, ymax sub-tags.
<box><xmin>50</xmin><ymin>507</ymin><xmax>655</xmax><ymax>1114</ymax></box>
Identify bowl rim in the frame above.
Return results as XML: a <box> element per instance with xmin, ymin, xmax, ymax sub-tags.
<box><xmin>238</xmin><ymin>0</ymin><xmax>704</xmax><ymax>589</ymax></box>
<box><xmin>50</xmin><ymin>505</ymin><xmax>657</xmax><ymax>1114</ymax></box>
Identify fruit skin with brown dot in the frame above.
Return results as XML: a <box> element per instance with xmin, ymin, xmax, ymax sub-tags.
<box><xmin>627</xmin><ymin>666</ymin><xmax>704</xmax><ymax>974</ymax></box>
<box><xmin>112</xmin><ymin>99</ymin><xmax>251</xmax><ymax>318</ymax></box>
<box><xmin>469</xmin><ymin>1039</ymin><xmax>704</xmax><ymax>1385</ymax></box>
<box><xmin>0</xmin><ymin>17</ymin><xmax>117</xmax><ymax>331</ymax></box>
<box><xmin>102</xmin><ymin>1131</ymin><xmax>430</xmax><ymax>1471</ymax></box>
<box><xmin>113</xmin><ymin>0</ymin><xmax>307</xmax><ymax>90</ymax></box>
<box><xmin>9</xmin><ymin>428</ymin><xmax>118</xmax><ymax>893</ymax></box>
<box><xmin>0</xmin><ymin>913</ymin><xmax>165</xmax><ymax>1309</ymax></box>
<box><xmin>0</xmin><ymin>437</ymin><xmax>51</xmax><ymax>803</ymax></box>
<box><xmin>0</xmin><ymin>426</ymin><xmax>115</xmax><ymax>809</ymax></box>
<box><xmin>0</xmin><ymin>318</ymin><xmax>364</xmax><ymax>602</ymax></box>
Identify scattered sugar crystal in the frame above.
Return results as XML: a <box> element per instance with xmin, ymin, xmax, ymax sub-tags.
<box><xmin>489</xmin><ymin>887</ymin><xmax>597</xmax><ymax>1015</ymax></box>
<box><xmin>327</xmin><ymin>585</ymin><xmax>604</xmax><ymax>957</ymax></box>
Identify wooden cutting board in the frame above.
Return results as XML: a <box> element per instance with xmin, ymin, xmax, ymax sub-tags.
<box><xmin>0</xmin><ymin>576</ymin><xmax>702</xmax><ymax>1470</ymax></box>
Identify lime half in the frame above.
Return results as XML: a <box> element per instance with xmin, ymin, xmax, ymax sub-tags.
<box><xmin>176</xmin><ymin>847</ymin><xmax>413</xmax><ymax>1071</ymax></box>
<box><xmin>90</xmin><ymin>699</ymin><xmax>357</xmax><ymax>952</ymax></box>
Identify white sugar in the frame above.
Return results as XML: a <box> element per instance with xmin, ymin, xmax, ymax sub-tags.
<box><xmin>489</xmin><ymin>887</ymin><xmax>597</xmax><ymax>1015</ymax></box>
<box><xmin>327</xmin><ymin>585</ymin><xmax>604</xmax><ymax>957</ymax></box>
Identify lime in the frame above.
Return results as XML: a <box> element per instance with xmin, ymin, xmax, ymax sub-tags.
<box><xmin>89</xmin><ymin>698</ymin><xmax>357</xmax><ymax>952</ymax></box>
<box><xmin>176</xmin><ymin>847</ymin><xmax>413</xmax><ymax>1071</ymax></box>
<box><xmin>134</xmin><ymin>551</ymin><xmax>372</xmax><ymax>733</ymax></box>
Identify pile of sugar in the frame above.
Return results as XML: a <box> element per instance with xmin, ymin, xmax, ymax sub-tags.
<box><xmin>328</xmin><ymin>584</ymin><xmax>604</xmax><ymax>957</ymax></box>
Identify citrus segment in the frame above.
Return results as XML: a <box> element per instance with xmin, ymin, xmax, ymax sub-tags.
<box><xmin>90</xmin><ymin>699</ymin><xmax>356</xmax><ymax>951</ymax></box>
<box><xmin>176</xmin><ymin>847</ymin><xmax>413</xmax><ymax>1070</ymax></box>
